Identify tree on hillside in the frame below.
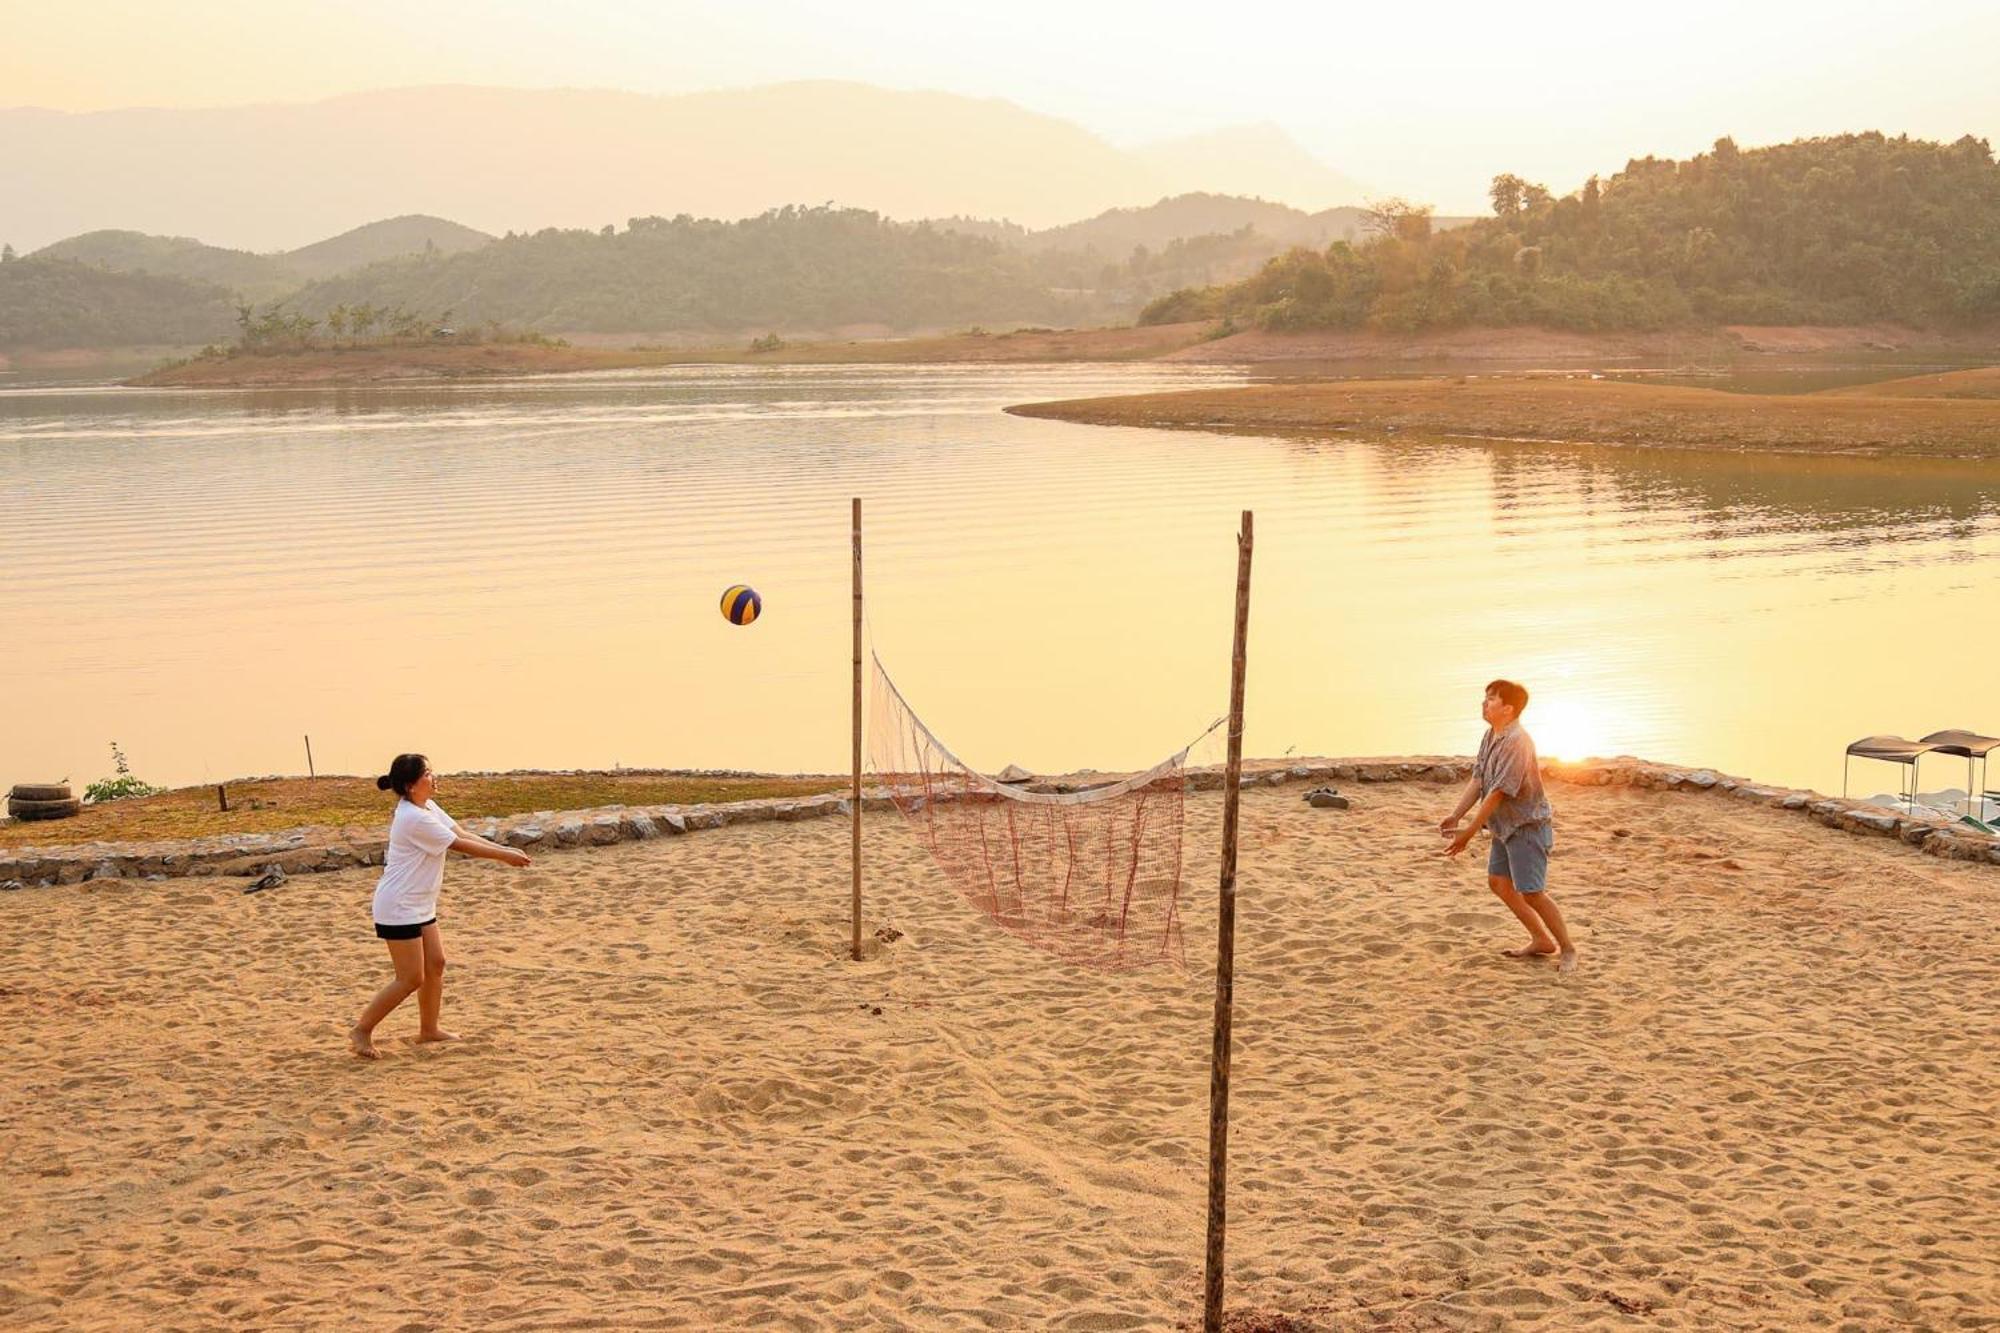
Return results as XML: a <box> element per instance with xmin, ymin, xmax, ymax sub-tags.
<box><xmin>1362</xmin><ymin>198</ymin><xmax>1434</xmax><ymax>243</ymax></box>
<box><xmin>1140</xmin><ymin>133</ymin><xmax>2000</xmax><ymax>334</ymax></box>
<box><xmin>1</xmin><ymin>243</ymin><xmax>14</xmax><ymax>263</ymax></box>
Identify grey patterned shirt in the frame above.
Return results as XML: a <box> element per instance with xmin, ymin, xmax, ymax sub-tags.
<box><xmin>1474</xmin><ymin>722</ymin><xmax>1553</xmax><ymax>840</ymax></box>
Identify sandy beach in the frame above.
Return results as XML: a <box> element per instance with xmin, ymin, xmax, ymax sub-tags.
<box><xmin>4</xmin><ymin>778</ymin><xmax>1997</xmax><ymax>1330</ymax></box>
<box><xmin>1006</xmin><ymin>370</ymin><xmax>2000</xmax><ymax>463</ymax></box>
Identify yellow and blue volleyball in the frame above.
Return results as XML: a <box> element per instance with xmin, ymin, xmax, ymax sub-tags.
<box><xmin>720</xmin><ymin>584</ymin><xmax>762</xmax><ymax>626</ymax></box>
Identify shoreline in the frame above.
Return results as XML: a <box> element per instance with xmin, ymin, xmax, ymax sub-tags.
<box><xmin>5</xmin><ymin>755</ymin><xmax>1995</xmax><ymax>888</ymax></box>
<box><xmin>116</xmin><ymin>323</ymin><xmax>1217</xmax><ymax>387</ymax></box>
<box><xmin>1006</xmin><ymin>368</ymin><xmax>2000</xmax><ymax>462</ymax></box>
<box><xmin>95</xmin><ymin>320</ymin><xmax>2000</xmax><ymax>389</ymax></box>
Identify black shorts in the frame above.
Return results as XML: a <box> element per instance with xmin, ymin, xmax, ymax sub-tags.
<box><xmin>374</xmin><ymin>917</ymin><xmax>436</xmax><ymax>941</ymax></box>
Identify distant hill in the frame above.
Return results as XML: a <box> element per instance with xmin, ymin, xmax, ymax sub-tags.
<box><xmin>31</xmin><ymin>230</ymin><xmax>300</xmax><ymax>303</ymax></box>
<box><xmin>934</xmin><ymin>194</ymin><xmax>1477</xmax><ymax>297</ymax></box>
<box><xmin>0</xmin><ymin>257</ymin><xmax>236</xmax><ymax>349</ymax></box>
<box><xmin>287</xmin><ymin>206</ymin><xmax>1111</xmax><ymax>335</ymax></box>
<box><xmin>1141</xmin><ymin>133</ymin><xmax>2000</xmax><ymax>333</ymax></box>
<box><xmin>284</xmin><ymin>198</ymin><xmax>1473</xmax><ymax>338</ymax></box>
<box><xmin>284</xmin><ymin>214</ymin><xmax>492</xmax><ymax>279</ymax></box>
<box><xmin>24</xmin><ymin>215</ymin><xmax>493</xmax><ymax>308</ymax></box>
<box><xmin>1133</xmin><ymin>125</ymin><xmax>1369</xmax><ymax>212</ymax></box>
<box><xmin>0</xmin><ymin>84</ymin><xmax>1366</xmax><ymax>251</ymax></box>
<box><xmin>1022</xmin><ymin>193</ymin><xmax>1478</xmax><ymax>256</ymax></box>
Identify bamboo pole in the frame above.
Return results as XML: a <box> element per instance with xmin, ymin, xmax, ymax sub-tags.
<box><xmin>1204</xmin><ymin>509</ymin><xmax>1253</xmax><ymax>1333</ymax></box>
<box><xmin>851</xmin><ymin>497</ymin><xmax>864</xmax><ymax>963</ymax></box>
<box><xmin>304</xmin><ymin>734</ymin><xmax>315</xmax><ymax>780</ymax></box>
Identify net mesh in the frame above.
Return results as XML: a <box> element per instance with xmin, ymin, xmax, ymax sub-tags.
<box><xmin>869</xmin><ymin>652</ymin><xmax>1204</xmax><ymax>971</ymax></box>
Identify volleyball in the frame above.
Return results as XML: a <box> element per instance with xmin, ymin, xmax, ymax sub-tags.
<box><xmin>720</xmin><ymin>584</ymin><xmax>762</xmax><ymax>625</ymax></box>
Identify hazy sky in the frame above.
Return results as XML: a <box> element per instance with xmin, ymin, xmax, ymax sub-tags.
<box><xmin>8</xmin><ymin>0</ymin><xmax>1998</xmax><ymax>210</ymax></box>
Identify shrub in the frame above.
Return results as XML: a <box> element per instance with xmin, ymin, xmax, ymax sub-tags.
<box><xmin>84</xmin><ymin>741</ymin><xmax>160</xmax><ymax>804</ymax></box>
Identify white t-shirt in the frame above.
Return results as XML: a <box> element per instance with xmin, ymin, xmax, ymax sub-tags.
<box><xmin>371</xmin><ymin>798</ymin><xmax>460</xmax><ymax>925</ymax></box>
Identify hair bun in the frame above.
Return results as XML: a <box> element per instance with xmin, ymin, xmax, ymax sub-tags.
<box><xmin>376</xmin><ymin>774</ymin><xmax>394</xmax><ymax>791</ymax></box>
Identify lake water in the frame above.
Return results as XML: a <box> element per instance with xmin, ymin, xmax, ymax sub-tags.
<box><xmin>4</xmin><ymin>363</ymin><xmax>1998</xmax><ymax>803</ymax></box>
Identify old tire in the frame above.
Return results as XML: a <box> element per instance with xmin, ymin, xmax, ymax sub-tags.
<box><xmin>7</xmin><ymin>796</ymin><xmax>82</xmax><ymax>821</ymax></box>
<box><xmin>8</xmin><ymin>784</ymin><xmax>72</xmax><ymax>802</ymax></box>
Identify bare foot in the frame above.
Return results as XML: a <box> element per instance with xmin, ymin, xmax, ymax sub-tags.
<box><xmin>1503</xmin><ymin>942</ymin><xmax>1559</xmax><ymax>958</ymax></box>
<box><xmin>1558</xmin><ymin>949</ymin><xmax>1579</xmax><ymax>975</ymax></box>
<box><xmin>349</xmin><ymin>1026</ymin><xmax>380</xmax><ymax>1060</ymax></box>
<box><xmin>415</xmin><ymin>1029</ymin><xmax>461</xmax><ymax>1044</ymax></box>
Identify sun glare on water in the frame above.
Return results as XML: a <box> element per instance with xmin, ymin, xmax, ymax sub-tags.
<box><xmin>1527</xmin><ymin>697</ymin><xmax>1614</xmax><ymax>763</ymax></box>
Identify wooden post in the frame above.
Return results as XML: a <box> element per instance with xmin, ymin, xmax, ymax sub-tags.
<box><xmin>851</xmin><ymin>497</ymin><xmax>864</xmax><ymax>962</ymax></box>
<box><xmin>1204</xmin><ymin>509</ymin><xmax>1253</xmax><ymax>1333</ymax></box>
<box><xmin>304</xmin><ymin>734</ymin><xmax>315</xmax><ymax>779</ymax></box>
<box><xmin>216</xmin><ymin>784</ymin><xmax>229</xmax><ymax>813</ymax></box>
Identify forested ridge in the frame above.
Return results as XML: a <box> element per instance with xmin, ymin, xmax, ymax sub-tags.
<box><xmin>7</xmin><ymin>134</ymin><xmax>1999</xmax><ymax>349</ymax></box>
<box><xmin>1141</xmin><ymin>134</ymin><xmax>2000</xmax><ymax>332</ymax></box>
<box><xmin>0</xmin><ymin>258</ymin><xmax>237</xmax><ymax>347</ymax></box>
<box><xmin>284</xmin><ymin>205</ymin><xmax>1276</xmax><ymax>333</ymax></box>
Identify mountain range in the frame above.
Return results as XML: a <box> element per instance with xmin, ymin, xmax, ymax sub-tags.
<box><xmin>0</xmin><ymin>83</ymin><xmax>1369</xmax><ymax>254</ymax></box>
<box><xmin>30</xmin><ymin>217</ymin><xmax>494</xmax><ymax>303</ymax></box>
<box><xmin>2</xmin><ymin>193</ymin><xmax>1475</xmax><ymax>348</ymax></box>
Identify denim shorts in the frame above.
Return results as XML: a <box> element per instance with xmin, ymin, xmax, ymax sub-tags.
<box><xmin>1487</xmin><ymin>821</ymin><xmax>1553</xmax><ymax>893</ymax></box>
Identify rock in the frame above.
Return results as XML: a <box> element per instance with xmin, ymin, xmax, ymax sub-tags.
<box><xmin>85</xmin><ymin>861</ymin><xmax>122</xmax><ymax>882</ymax></box>
<box><xmin>586</xmin><ymin>815</ymin><xmax>624</xmax><ymax>845</ymax></box>
<box><xmin>0</xmin><ymin>880</ymin><xmax>22</xmax><ymax>892</ymax></box>
<box><xmin>1683</xmin><ymin>769</ymin><xmax>1719</xmax><ymax>789</ymax></box>
<box><xmin>1308</xmin><ymin>792</ymin><xmax>1350</xmax><ymax>810</ymax></box>
<box><xmin>244</xmin><ymin>865</ymin><xmax>287</xmax><ymax>894</ymax></box>
<box><xmin>1840</xmin><ymin>810</ymin><xmax>1899</xmax><ymax>835</ymax></box>
<box><xmin>504</xmin><ymin>825</ymin><xmax>545</xmax><ymax>848</ymax></box>
<box><xmin>656</xmin><ymin>812</ymin><xmax>688</xmax><ymax>835</ymax></box>
<box><xmin>995</xmin><ymin>765</ymin><xmax>1034</xmax><ymax>784</ymax></box>
<box><xmin>625</xmin><ymin>815</ymin><xmax>659</xmax><ymax>840</ymax></box>
<box><xmin>1780</xmin><ymin>793</ymin><xmax>1810</xmax><ymax>810</ymax></box>
<box><xmin>554</xmin><ymin>819</ymin><xmax>585</xmax><ymax>847</ymax></box>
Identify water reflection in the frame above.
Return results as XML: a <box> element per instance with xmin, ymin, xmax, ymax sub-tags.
<box><xmin>3</xmin><ymin>364</ymin><xmax>1995</xmax><ymax>801</ymax></box>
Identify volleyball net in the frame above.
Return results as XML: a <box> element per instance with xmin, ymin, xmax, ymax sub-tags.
<box><xmin>869</xmin><ymin>651</ymin><xmax>1216</xmax><ymax>971</ymax></box>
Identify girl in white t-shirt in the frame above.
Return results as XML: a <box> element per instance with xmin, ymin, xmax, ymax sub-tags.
<box><xmin>349</xmin><ymin>753</ymin><xmax>531</xmax><ymax>1059</ymax></box>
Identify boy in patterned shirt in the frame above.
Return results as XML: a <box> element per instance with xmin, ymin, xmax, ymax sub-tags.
<box><xmin>1439</xmin><ymin>679</ymin><xmax>1576</xmax><ymax>974</ymax></box>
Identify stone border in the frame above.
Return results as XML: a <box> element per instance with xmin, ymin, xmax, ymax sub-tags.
<box><xmin>3</xmin><ymin>756</ymin><xmax>1995</xmax><ymax>890</ymax></box>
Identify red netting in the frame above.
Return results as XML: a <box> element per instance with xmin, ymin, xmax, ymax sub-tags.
<box><xmin>870</xmin><ymin>653</ymin><xmax>1203</xmax><ymax>971</ymax></box>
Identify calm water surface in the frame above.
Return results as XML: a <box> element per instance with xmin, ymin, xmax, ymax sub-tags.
<box><xmin>4</xmin><ymin>363</ymin><xmax>1997</xmax><ymax>800</ymax></box>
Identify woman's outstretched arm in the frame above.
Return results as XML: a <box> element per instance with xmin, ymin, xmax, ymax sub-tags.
<box><xmin>450</xmin><ymin>832</ymin><xmax>531</xmax><ymax>866</ymax></box>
